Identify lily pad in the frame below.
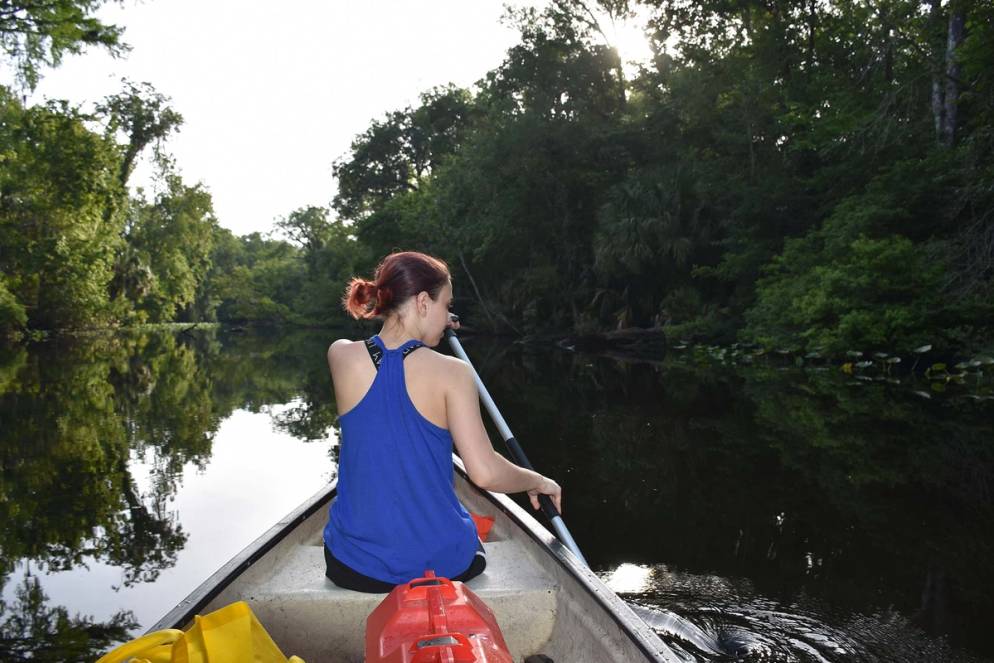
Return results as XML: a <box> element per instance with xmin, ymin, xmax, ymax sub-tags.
<box><xmin>913</xmin><ymin>344</ymin><xmax>932</xmax><ymax>354</ymax></box>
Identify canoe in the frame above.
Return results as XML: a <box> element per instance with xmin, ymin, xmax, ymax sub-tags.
<box><xmin>150</xmin><ymin>456</ymin><xmax>680</xmax><ymax>662</ymax></box>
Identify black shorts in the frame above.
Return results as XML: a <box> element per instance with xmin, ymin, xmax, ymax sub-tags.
<box><xmin>324</xmin><ymin>541</ymin><xmax>487</xmax><ymax>593</ymax></box>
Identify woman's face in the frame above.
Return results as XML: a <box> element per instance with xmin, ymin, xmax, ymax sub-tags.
<box><xmin>423</xmin><ymin>281</ymin><xmax>454</xmax><ymax>347</ymax></box>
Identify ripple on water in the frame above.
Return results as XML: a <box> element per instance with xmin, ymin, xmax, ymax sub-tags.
<box><xmin>602</xmin><ymin>564</ymin><xmax>988</xmax><ymax>663</ymax></box>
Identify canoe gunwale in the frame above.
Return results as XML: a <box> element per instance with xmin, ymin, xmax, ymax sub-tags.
<box><xmin>452</xmin><ymin>459</ymin><xmax>674</xmax><ymax>662</ymax></box>
<box><xmin>148</xmin><ymin>480</ymin><xmax>339</xmax><ymax>633</ymax></box>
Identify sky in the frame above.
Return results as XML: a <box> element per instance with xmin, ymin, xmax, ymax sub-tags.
<box><xmin>28</xmin><ymin>1</ymin><xmax>545</xmax><ymax>237</ymax></box>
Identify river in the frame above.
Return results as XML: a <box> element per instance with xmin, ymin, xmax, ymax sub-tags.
<box><xmin>0</xmin><ymin>327</ymin><xmax>990</xmax><ymax>661</ymax></box>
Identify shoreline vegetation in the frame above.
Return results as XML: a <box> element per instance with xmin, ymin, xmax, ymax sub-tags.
<box><xmin>23</xmin><ymin>321</ymin><xmax>994</xmax><ymax>406</ymax></box>
<box><xmin>2</xmin><ymin>1</ymin><xmax>994</xmax><ymax>377</ymax></box>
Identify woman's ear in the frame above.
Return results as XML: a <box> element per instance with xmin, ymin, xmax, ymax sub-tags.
<box><xmin>416</xmin><ymin>291</ymin><xmax>430</xmax><ymax>317</ymax></box>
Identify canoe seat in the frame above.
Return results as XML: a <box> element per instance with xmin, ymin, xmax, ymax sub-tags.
<box><xmin>242</xmin><ymin>539</ymin><xmax>559</xmax><ymax>662</ymax></box>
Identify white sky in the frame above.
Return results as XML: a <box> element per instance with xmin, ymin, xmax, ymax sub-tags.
<box><xmin>27</xmin><ymin>1</ymin><xmax>541</xmax><ymax>237</ymax></box>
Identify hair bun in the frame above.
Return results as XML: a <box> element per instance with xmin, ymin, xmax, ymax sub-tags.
<box><xmin>343</xmin><ymin>278</ymin><xmax>378</xmax><ymax>319</ymax></box>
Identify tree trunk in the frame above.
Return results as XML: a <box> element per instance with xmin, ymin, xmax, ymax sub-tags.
<box><xmin>929</xmin><ymin>0</ymin><xmax>944</xmax><ymax>142</ymax></box>
<box><xmin>941</xmin><ymin>5</ymin><xmax>966</xmax><ymax>147</ymax></box>
<box><xmin>881</xmin><ymin>4</ymin><xmax>894</xmax><ymax>85</ymax></box>
<box><xmin>457</xmin><ymin>251</ymin><xmax>498</xmax><ymax>331</ymax></box>
<box><xmin>748</xmin><ymin>120</ymin><xmax>756</xmax><ymax>181</ymax></box>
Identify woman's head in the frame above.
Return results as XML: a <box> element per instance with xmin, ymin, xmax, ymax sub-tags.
<box><xmin>343</xmin><ymin>251</ymin><xmax>451</xmax><ymax>320</ymax></box>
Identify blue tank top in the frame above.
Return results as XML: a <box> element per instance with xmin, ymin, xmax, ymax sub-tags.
<box><xmin>323</xmin><ymin>336</ymin><xmax>477</xmax><ymax>584</ymax></box>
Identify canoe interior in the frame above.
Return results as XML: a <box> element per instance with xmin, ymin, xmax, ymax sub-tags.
<box><xmin>157</xmin><ymin>459</ymin><xmax>676</xmax><ymax>662</ymax></box>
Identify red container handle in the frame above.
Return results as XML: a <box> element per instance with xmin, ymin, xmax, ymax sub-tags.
<box><xmin>409</xmin><ymin>632</ymin><xmax>475</xmax><ymax>663</ymax></box>
<box><xmin>405</xmin><ymin>571</ymin><xmax>458</xmax><ymax>601</ymax></box>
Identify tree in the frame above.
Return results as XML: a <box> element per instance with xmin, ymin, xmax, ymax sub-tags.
<box><xmin>0</xmin><ymin>0</ymin><xmax>125</xmax><ymax>89</ymax></box>
<box><xmin>0</xmin><ymin>90</ymin><xmax>124</xmax><ymax>330</ymax></box>
<box><xmin>332</xmin><ymin>86</ymin><xmax>475</xmax><ymax>221</ymax></box>
<box><xmin>210</xmin><ymin>233</ymin><xmax>299</xmax><ymax>324</ymax></box>
<box><xmin>120</xmin><ymin>175</ymin><xmax>217</xmax><ymax>322</ymax></box>
<box><xmin>97</xmin><ymin>80</ymin><xmax>183</xmax><ymax>187</ymax></box>
<box><xmin>273</xmin><ymin>205</ymin><xmax>331</xmax><ymax>268</ymax></box>
<box><xmin>929</xmin><ymin>0</ymin><xmax>967</xmax><ymax>147</ymax></box>
<box><xmin>593</xmin><ymin>169</ymin><xmax>704</xmax><ymax>328</ymax></box>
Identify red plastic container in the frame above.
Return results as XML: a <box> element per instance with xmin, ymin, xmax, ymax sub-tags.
<box><xmin>365</xmin><ymin>570</ymin><xmax>513</xmax><ymax>663</ymax></box>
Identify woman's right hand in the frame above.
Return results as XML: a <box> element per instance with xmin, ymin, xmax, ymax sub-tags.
<box><xmin>527</xmin><ymin>476</ymin><xmax>562</xmax><ymax>514</ymax></box>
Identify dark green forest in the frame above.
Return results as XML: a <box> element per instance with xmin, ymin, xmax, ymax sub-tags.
<box><xmin>2</xmin><ymin>0</ymin><xmax>993</xmax><ymax>357</ymax></box>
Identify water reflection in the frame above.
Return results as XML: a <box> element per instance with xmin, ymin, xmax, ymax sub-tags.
<box><xmin>1</xmin><ymin>328</ymin><xmax>990</xmax><ymax>661</ymax></box>
<box><xmin>0</xmin><ymin>575</ymin><xmax>136</xmax><ymax>662</ymax></box>
<box><xmin>0</xmin><ymin>327</ymin><xmax>342</xmax><ymax>658</ymax></box>
<box><xmin>464</xmin><ymin>338</ymin><xmax>993</xmax><ymax>662</ymax></box>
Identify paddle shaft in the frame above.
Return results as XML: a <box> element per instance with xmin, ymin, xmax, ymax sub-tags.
<box><xmin>445</xmin><ymin>330</ymin><xmax>589</xmax><ymax>567</ymax></box>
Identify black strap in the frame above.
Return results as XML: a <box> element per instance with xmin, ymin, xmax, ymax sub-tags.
<box><xmin>365</xmin><ymin>338</ymin><xmax>423</xmax><ymax>371</ymax></box>
<box><xmin>364</xmin><ymin>338</ymin><xmax>384</xmax><ymax>369</ymax></box>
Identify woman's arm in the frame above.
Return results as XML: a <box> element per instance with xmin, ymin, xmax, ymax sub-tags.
<box><xmin>446</xmin><ymin>359</ymin><xmax>562</xmax><ymax>512</ymax></box>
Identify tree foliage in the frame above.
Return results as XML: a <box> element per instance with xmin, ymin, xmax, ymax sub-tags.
<box><xmin>0</xmin><ymin>89</ymin><xmax>124</xmax><ymax>331</ymax></box>
<box><xmin>98</xmin><ymin>79</ymin><xmax>183</xmax><ymax>187</ymax></box>
<box><xmin>316</xmin><ymin>0</ymin><xmax>994</xmax><ymax>353</ymax></box>
<box><xmin>2</xmin><ymin>0</ymin><xmax>993</xmax><ymax>357</ymax></box>
<box><xmin>0</xmin><ymin>0</ymin><xmax>125</xmax><ymax>89</ymax></box>
<box><xmin>117</xmin><ymin>175</ymin><xmax>216</xmax><ymax>323</ymax></box>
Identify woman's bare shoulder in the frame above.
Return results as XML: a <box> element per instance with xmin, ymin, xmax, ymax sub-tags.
<box><xmin>327</xmin><ymin>338</ymin><xmax>366</xmax><ymax>368</ymax></box>
<box><xmin>411</xmin><ymin>348</ymin><xmax>471</xmax><ymax>383</ymax></box>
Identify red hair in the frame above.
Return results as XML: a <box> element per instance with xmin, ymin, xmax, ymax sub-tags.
<box><xmin>343</xmin><ymin>251</ymin><xmax>450</xmax><ymax>319</ymax></box>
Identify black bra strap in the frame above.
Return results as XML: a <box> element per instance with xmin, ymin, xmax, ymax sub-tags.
<box><xmin>364</xmin><ymin>338</ymin><xmax>384</xmax><ymax>370</ymax></box>
<box><xmin>365</xmin><ymin>338</ymin><xmax>423</xmax><ymax>371</ymax></box>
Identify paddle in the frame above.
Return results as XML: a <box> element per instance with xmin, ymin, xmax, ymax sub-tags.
<box><xmin>445</xmin><ymin>326</ymin><xmax>589</xmax><ymax>567</ymax></box>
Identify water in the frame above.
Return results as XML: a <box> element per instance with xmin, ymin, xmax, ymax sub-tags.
<box><xmin>0</xmin><ymin>327</ymin><xmax>991</xmax><ymax>661</ymax></box>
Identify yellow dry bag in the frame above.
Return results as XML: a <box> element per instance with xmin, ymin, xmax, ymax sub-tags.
<box><xmin>96</xmin><ymin>601</ymin><xmax>304</xmax><ymax>663</ymax></box>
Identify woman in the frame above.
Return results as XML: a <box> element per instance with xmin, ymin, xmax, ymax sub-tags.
<box><xmin>323</xmin><ymin>251</ymin><xmax>562</xmax><ymax>592</ymax></box>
